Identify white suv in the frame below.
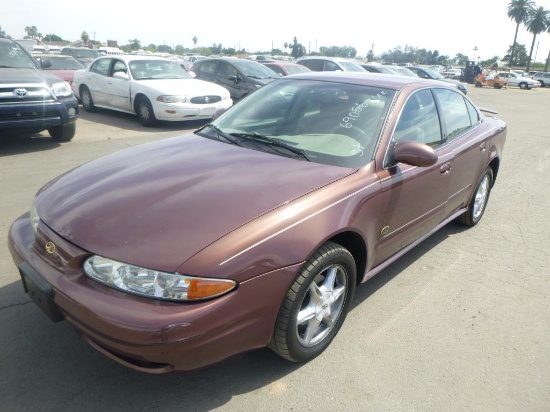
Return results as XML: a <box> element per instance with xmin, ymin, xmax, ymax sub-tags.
<box><xmin>532</xmin><ymin>72</ymin><xmax>550</xmax><ymax>87</ymax></box>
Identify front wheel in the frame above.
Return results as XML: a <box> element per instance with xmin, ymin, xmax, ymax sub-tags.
<box><xmin>48</xmin><ymin>123</ymin><xmax>76</xmax><ymax>142</ymax></box>
<box><xmin>475</xmin><ymin>81</ymin><xmax>482</xmax><ymax>87</ymax></box>
<box><xmin>493</xmin><ymin>83</ymin><xmax>501</xmax><ymax>89</ymax></box>
<box><xmin>519</xmin><ymin>82</ymin><xmax>528</xmax><ymax>90</ymax></box>
<box><xmin>456</xmin><ymin>167</ymin><xmax>494</xmax><ymax>226</ymax></box>
<box><xmin>80</xmin><ymin>86</ymin><xmax>97</xmax><ymax>112</ymax></box>
<box><xmin>269</xmin><ymin>241</ymin><xmax>356</xmax><ymax>362</ymax></box>
<box><xmin>136</xmin><ymin>97</ymin><xmax>159</xmax><ymax>127</ymax></box>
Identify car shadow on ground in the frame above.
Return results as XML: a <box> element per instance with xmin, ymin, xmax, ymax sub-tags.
<box><xmin>0</xmin><ymin>222</ymin><xmax>468</xmax><ymax>411</ymax></box>
<box><xmin>78</xmin><ymin>107</ymin><xmax>210</xmax><ymax>132</ymax></box>
<box><xmin>0</xmin><ymin>133</ymin><xmax>61</xmax><ymax>157</ymax></box>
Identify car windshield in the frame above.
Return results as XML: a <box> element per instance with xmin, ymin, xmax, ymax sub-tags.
<box><xmin>0</xmin><ymin>42</ymin><xmax>38</xmax><ymax>69</ymax></box>
<box><xmin>233</xmin><ymin>60</ymin><xmax>279</xmax><ymax>79</ymax></box>
<box><xmin>129</xmin><ymin>60</ymin><xmax>192</xmax><ymax>80</ymax></box>
<box><xmin>204</xmin><ymin>79</ymin><xmax>396</xmax><ymax>168</ymax></box>
<box><xmin>423</xmin><ymin>67</ymin><xmax>445</xmax><ymax>79</ymax></box>
<box><xmin>73</xmin><ymin>49</ymin><xmax>99</xmax><ymax>59</ymax></box>
<box><xmin>47</xmin><ymin>57</ymin><xmax>85</xmax><ymax>70</ymax></box>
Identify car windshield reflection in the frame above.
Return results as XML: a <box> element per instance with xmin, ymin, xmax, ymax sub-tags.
<box><xmin>206</xmin><ymin>79</ymin><xmax>396</xmax><ymax>168</ymax></box>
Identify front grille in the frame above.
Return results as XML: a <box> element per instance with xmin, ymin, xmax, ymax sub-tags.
<box><xmin>0</xmin><ymin>85</ymin><xmax>55</xmax><ymax>104</ymax></box>
<box><xmin>0</xmin><ymin>109</ymin><xmax>60</xmax><ymax>121</ymax></box>
<box><xmin>190</xmin><ymin>95</ymin><xmax>222</xmax><ymax>104</ymax></box>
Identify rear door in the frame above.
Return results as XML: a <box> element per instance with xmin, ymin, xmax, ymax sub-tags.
<box><xmin>86</xmin><ymin>58</ymin><xmax>112</xmax><ymax>106</ymax></box>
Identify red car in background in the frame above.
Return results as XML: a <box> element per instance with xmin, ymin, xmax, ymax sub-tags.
<box><xmin>262</xmin><ymin>61</ymin><xmax>311</xmax><ymax>76</ymax></box>
<box><xmin>33</xmin><ymin>54</ymin><xmax>84</xmax><ymax>84</ymax></box>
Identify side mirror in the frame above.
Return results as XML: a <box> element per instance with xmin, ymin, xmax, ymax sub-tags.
<box><xmin>228</xmin><ymin>75</ymin><xmax>239</xmax><ymax>84</ymax></box>
<box><xmin>113</xmin><ymin>71</ymin><xmax>129</xmax><ymax>80</ymax></box>
<box><xmin>40</xmin><ymin>58</ymin><xmax>52</xmax><ymax>69</ymax></box>
<box><xmin>393</xmin><ymin>140</ymin><xmax>437</xmax><ymax>167</ymax></box>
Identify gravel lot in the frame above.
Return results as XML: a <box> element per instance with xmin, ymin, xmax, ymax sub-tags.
<box><xmin>0</xmin><ymin>85</ymin><xmax>549</xmax><ymax>412</ymax></box>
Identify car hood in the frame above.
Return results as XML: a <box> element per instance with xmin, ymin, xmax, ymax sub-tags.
<box><xmin>0</xmin><ymin>68</ymin><xmax>66</xmax><ymax>84</ymax></box>
<box><xmin>35</xmin><ymin>134</ymin><xmax>354</xmax><ymax>272</ymax></box>
<box><xmin>135</xmin><ymin>78</ymin><xmax>229</xmax><ymax>95</ymax></box>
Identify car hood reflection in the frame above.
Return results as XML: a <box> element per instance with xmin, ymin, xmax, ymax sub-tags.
<box><xmin>35</xmin><ymin>134</ymin><xmax>355</xmax><ymax>272</ymax></box>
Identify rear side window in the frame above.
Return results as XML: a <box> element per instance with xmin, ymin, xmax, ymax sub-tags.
<box><xmin>90</xmin><ymin>58</ymin><xmax>111</xmax><ymax>76</ymax></box>
<box><xmin>433</xmin><ymin>88</ymin><xmax>475</xmax><ymax>141</ymax></box>
<box><xmin>196</xmin><ymin>60</ymin><xmax>217</xmax><ymax>75</ymax></box>
<box><xmin>300</xmin><ymin>59</ymin><xmax>323</xmax><ymax>71</ymax></box>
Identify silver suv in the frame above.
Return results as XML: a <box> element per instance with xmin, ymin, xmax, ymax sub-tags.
<box><xmin>532</xmin><ymin>72</ymin><xmax>550</xmax><ymax>87</ymax></box>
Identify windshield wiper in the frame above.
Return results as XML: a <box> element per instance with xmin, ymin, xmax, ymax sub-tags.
<box><xmin>201</xmin><ymin>124</ymin><xmax>243</xmax><ymax>147</ymax></box>
<box><xmin>229</xmin><ymin>132</ymin><xmax>310</xmax><ymax>161</ymax></box>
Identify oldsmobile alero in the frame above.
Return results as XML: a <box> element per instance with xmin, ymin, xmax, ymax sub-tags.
<box><xmin>8</xmin><ymin>72</ymin><xmax>507</xmax><ymax>373</ymax></box>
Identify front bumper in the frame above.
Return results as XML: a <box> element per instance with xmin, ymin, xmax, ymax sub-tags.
<box><xmin>8</xmin><ymin>213</ymin><xmax>298</xmax><ymax>373</ymax></box>
<box><xmin>0</xmin><ymin>96</ymin><xmax>78</xmax><ymax>132</ymax></box>
<box><xmin>152</xmin><ymin>100</ymin><xmax>232</xmax><ymax>122</ymax></box>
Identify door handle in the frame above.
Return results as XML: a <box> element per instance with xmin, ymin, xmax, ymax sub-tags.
<box><xmin>480</xmin><ymin>142</ymin><xmax>487</xmax><ymax>152</ymax></box>
<box><xmin>440</xmin><ymin>162</ymin><xmax>451</xmax><ymax>174</ymax></box>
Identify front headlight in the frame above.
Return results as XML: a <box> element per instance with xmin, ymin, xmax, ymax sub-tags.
<box><xmin>157</xmin><ymin>95</ymin><xmax>187</xmax><ymax>103</ymax></box>
<box><xmin>51</xmin><ymin>81</ymin><xmax>73</xmax><ymax>97</ymax></box>
<box><xmin>83</xmin><ymin>255</ymin><xmax>237</xmax><ymax>301</ymax></box>
<box><xmin>30</xmin><ymin>199</ymin><xmax>40</xmax><ymax>234</ymax></box>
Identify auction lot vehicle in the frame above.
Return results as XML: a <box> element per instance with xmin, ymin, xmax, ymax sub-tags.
<box><xmin>9</xmin><ymin>72</ymin><xmax>506</xmax><ymax>373</ymax></box>
<box><xmin>0</xmin><ymin>38</ymin><xmax>78</xmax><ymax>142</ymax></box>
<box><xmin>495</xmin><ymin>72</ymin><xmax>539</xmax><ymax>89</ymax></box>
<box><xmin>475</xmin><ymin>71</ymin><xmax>507</xmax><ymax>89</ymax></box>
<box><xmin>72</xmin><ymin>55</ymin><xmax>233</xmax><ymax>126</ymax></box>
<box><xmin>532</xmin><ymin>72</ymin><xmax>550</xmax><ymax>87</ymax></box>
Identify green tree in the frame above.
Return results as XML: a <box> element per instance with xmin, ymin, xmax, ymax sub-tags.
<box><xmin>24</xmin><ymin>25</ymin><xmax>41</xmax><ymax>39</ymax></box>
<box><xmin>128</xmin><ymin>38</ymin><xmax>141</xmax><ymax>51</ymax></box>
<box><xmin>507</xmin><ymin>0</ymin><xmax>535</xmax><ymax>65</ymax></box>
<box><xmin>0</xmin><ymin>26</ymin><xmax>9</xmax><ymax>39</ymax></box>
<box><xmin>503</xmin><ymin>43</ymin><xmax>529</xmax><ymax>65</ymax></box>
<box><xmin>81</xmin><ymin>31</ymin><xmax>90</xmax><ymax>45</ymax></box>
<box><xmin>175</xmin><ymin>44</ymin><xmax>185</xmax><ymax>55</ymax></box>
<box><xmin>290</xmin><ymin>37</ymin><xmax>306</xmax><ymax>59</ymax></box>
<box><xmin>192</xmin><ymin>36</ymin><xmax>198</xmax><ymax>48</ymax></box>
<box><xmin>43</xmin><ymin>33</ymin><xmax>62</xmax><ymax>42</ymax></box>
<box><xmin>525</xmin><ymin>6</ymin><xmax>550</xmax><ymax>71</ymax></box>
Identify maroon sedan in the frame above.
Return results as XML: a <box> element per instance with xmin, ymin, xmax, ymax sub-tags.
<box><xmin>262</xmin><ymin>61</ymin><xmax>311</xmax><ymax>76</ymax></box>
<box><xmin>8</xmin><ymin>72</ymin><xmax>506</xmax><ymax>373</ymax></box>
<box><xmin>33</xmin><ymin>54</ymin><xmax>85</xmax><ymax>84</ymax></box>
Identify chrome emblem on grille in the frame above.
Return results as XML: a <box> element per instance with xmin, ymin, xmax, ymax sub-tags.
<box><xmin>45</xmin><ymin>242</ymin><xmax>56</xmax><ymax>254</ymax></box>
<box><xmin>14</xmin><ymin>88</ymin><xmax>28</xmax><ymax>97</ymax></box>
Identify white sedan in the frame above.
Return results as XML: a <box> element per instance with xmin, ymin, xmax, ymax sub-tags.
<box><xmin>497</xmin><ymin>72</ymin><xmax>540</xmax><ymax>90</ymax></box>
<box><xmin>72</xmin><ymin>55</ymin><xmax>233</xmax><ymax>126</ymax></box>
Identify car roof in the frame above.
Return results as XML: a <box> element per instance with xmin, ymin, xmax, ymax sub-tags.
<box><xmin>282</xmin><ymin>71</ymin><xmax>447</xmax><ymax>91</ymax></box>
<box><xmin>92</xmin><ymin>54</ymin><xmax>174</xmax><ymax>63</ymax></box>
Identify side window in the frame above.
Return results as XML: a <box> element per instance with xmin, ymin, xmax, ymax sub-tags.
<box><xmin>303</xmin><ymin>59</ymin><xmax>323</xmax><ymax>71</ymax></box>
<box><xmin>433</xmin><ymin>88</ymin><xmax>473</xmax><ymax>141</ymax></box>
<box><xmin>90</xmin><ymin>58</ymin><xmax>111</xmax><ymax>76</ymax></box>
<box><xmin>111</xmin><ymin>60</ymin><xmax>127</xmax><ymax>76</ymax></box>
<box><xmin>197</xmin><ymin>60</ymin><xmax>217</xmax><ymax>75</ymax></box>
<box><xmin>268</xmin><ymin>65</ymin><xmax>284</xmax><ymax>76</ymax></box>
<box><xmin>218</xmin><ymin>61</ymin><xmax>238</xmax><ymax>79</ymax></box>
<box><xmin>393</xmin><ymin>89</ymin><xmax>442</xmax><ymax>147</ymax></box>
<box><xmin>465</xmin><ymin>99</ymin><xmax>480</xmax><ymax>125</ymax></box>
<box><xmin>324</xmin><ymin>61</ymin><xmax>339</xmax><ymax>71</ymax></box>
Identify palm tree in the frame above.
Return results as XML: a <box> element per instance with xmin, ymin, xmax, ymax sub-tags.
<box><xmin>507</xmin><ymin>0</ymin><xmax>535</xmax><ymax>66</ymax></box>
<box><xmin>192</xmin><ymin>36</ymin><xmax>198</xmax><ymax>49</ymax></box>
<box><xmin>525</xmin><ymin>6</ymin><xmax>550</xmax><ymax>71</ymax></box>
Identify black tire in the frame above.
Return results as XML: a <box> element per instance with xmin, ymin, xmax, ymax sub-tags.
<box><xmin>269</xmin><ymin>241</ymin><xmax>356</xmax><ymax>362</ymax></box>
<box><xmin>456</xmin><ymin>167</ymin><xmax>494</xmax><ymax>227</ymax></box>
<box><xmin>519</xmin><ymin>82</ymin><xmax>528</xmax><ymax>89</ymax></box>
<box><xmin>80</xmin><ymin>86</ymin><xmax>97</xmax><ymax>112</ymax></box>
<box><xmin>48</xmin><ymin>122</ymin><xmax>76</xmax><ymax>142</ymax></box>
<box><xmin>136</xmin><ymin>97</ymin><xmax>159</xmax><ymax>127</ymax></box>
<box><xmin>475</xmin><ymin>81</ymin><xmax>482</xmax><ymax>88</ymax></box>
<box><xmin>493</xmin><ymin>83</ymin><xmax>501</xmax><ymax>89</ymax></box>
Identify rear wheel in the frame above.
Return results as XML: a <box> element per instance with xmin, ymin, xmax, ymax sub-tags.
<box><xmin>457</xmin><ymin>167</ymin><xmax>493</xmax><ymax>227</ymax></box>
<box><xmin>269</xmin><ymin>241</ymin><xmax>356</xmax><ymax>362</ymax></box>
<box><xmin>136</xmin><ymin>97</ymin><xmax>159</xmax><ymax>127</ymax></box>
<box><xmin>519</xmin><ymin>82</ymin><xmax>528</xmax><ymax>89</ymax></box>
<box><xmin>80</xmin><ymin>86</ymin><xmax>96</xmax><ymax>112</ymax></box>
<box><xmin>48</xmin><ymin>123</ymin><xmax>76</xmax><ymax>142</ymax></box>
<box><xmin>493</xmin><ymin>83</ymin><xmax>501</xmax><ymax>89</ymax></box>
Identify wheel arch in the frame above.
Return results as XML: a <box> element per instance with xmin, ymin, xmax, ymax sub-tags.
<box><xmin>327</xmin><ymin>231</ymin><xmax>367</xmax><ymax>287</ymax></box>
<box><xmin>488</xmin><ymin>157</ymin><xmax>500</xmax><ymax>188</ymax></box>
<box><xmin>133</xmin><ymin>92</ymin><xmax>149</xmax><ymax>113</ymax></box>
